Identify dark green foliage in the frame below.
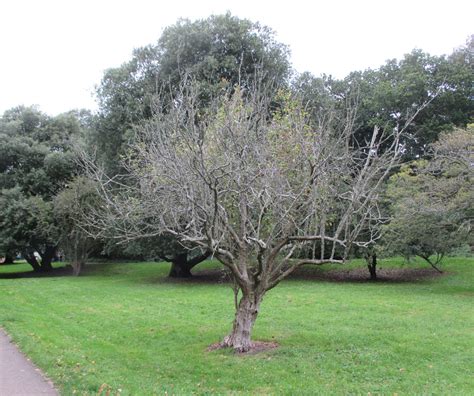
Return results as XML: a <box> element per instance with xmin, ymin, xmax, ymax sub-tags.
<box><xmin>0</xmin><ymin>106</ymin><xmax>85</xmax><ymax>271</ymax></box>
<box><xmin>156</xmin><ymin>13</ymin><xmax>290</xmax><ymax>97</ymax></box>
<box><xmin>293</xmin><ymin>43</ymin><xmax>473</xmax><ymax>159</ymax></box>
<box><xmin>355</xmin><ymin>48</ymin><xmax>473</xmax><ymax>158</ymax></box>
<box><xmin>0</xmin><ymin>188</ymin><xmax>56</xmax><ymax>271</ymax></box>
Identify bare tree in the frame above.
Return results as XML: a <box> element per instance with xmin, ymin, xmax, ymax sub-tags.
<box><xmin>81</xmin><ymin>84</ymin><xmax>416</xmax><ymax>352</ymax></box>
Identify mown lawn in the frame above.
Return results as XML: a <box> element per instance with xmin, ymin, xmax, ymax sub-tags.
<box><xmin>0</xmin><ymin>257</ymin><xmax>472</xmax><ymax>395</ymax></box>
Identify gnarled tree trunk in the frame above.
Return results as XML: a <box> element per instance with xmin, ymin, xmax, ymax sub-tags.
<box><xmin>23</xmin><ymin>246</ymin><xmax>56</xmax><ymax>272</ymax></box>
<box><xmin>222</xmin><ymin>291</ymin><xmax>263</xmax><ymax>352</ymax></box>
<box><xmin>167</xmin><ymin>251</ymin><xmax>210</xmax><ymax>278</ymax></box>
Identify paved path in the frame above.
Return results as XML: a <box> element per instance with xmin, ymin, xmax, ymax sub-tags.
<box><xmin>0</xmin><ymin>329</ymin><xmax>58</xmax><ymax>395</ymax></box>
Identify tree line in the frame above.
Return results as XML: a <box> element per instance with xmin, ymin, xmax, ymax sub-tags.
<box><xmin>0</xmin><ymin>13</ymin><xmax>472</xmax><ymax>351</ymax></box>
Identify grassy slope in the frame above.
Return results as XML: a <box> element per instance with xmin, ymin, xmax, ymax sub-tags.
<box><xmin>0</xmin><ymin>258</ymin><xmax>472</xmax><ymax>395</ymax></box>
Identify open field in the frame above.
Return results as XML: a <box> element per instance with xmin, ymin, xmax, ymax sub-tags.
<box><xmin>0</xmin><ymin>258</ymin><xmax>473</xmax><ymax>395</ymax></box>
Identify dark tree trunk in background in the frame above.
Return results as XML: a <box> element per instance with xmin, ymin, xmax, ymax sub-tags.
<box><xmin>167</xmin><ymin>251</ymin><xmax>210</xmax><ymax>278</ymax></box>
<box><xmin>169</xmin><ymin>253</ymin><xmax>192</xmax><ymax>278</ymax></box>
<box><xmin>222</xmin><ymin>291</ymin><xmax>263</xmax><ymax>352</ymax></box>
<box><xmin>40</xmin><ymin>245</ymin><xmax>56</xmax><ymax>272</ymax></box>
<box><xmin>3</xmin><ymin>255</ymin><xmax>14</xmax><ymax>264</ymax></box>
<box><xmin>23</xmin><ymin>246</ymin><xmax>56</xmax><ymax>272</ymax></box>
<box><xmin>365</xmin><ymin>252</ymin><xmax>377</xmax><ymax>280</ymax></box>
<box><xmin>71</xmin><ymin>261</ymin><xmax>84</xmax><ymax>276</ymax></box>
<box><xmin>23</xmin><ymin>251</ymin><xmax>41</xmax><ymax>272</ymax></box>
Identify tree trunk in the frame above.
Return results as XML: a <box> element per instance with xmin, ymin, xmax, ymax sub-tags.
<box><xmin>222</xmin><ymin>291</ymin><xmax>262</xmax><ymax>352</ymax></box>
<box><xmin>168</xmin><ymin>253</ymin><xmax>192</xmax><ymax>278</ymax></box>
<box><xmin>420</xmin><ymin>255</ymin><xmax>443</xmax><ymax>273</ymax></box>
<box><xmin>167</xmin><ymin>251</ymin><xmax>209</xmax><ymax>278</ymax></box>
<box><xmin>23</xmin><ymin>252</ymin><xmax>41</xmax><ymax>272</ymax></box>
<box><xmin>71</xmin><ymin>261</ymin><xmax>84</xmax><ymax>276</ymax></box>
<box><xmin>40</xmin><ymin>246</ymin><xmax>56</xmax><ymax>272</ymax></box>
<box><xmin>3</xmin><ymin>255</ymin><xmax>14</xmax><ymax>264</ymax></box>
<box><xmin>366</xmin><ymin>252</ymin><xmax>377</xmax><ymax>280</ymax></box>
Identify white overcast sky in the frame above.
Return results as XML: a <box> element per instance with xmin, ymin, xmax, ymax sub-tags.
<box><xmin>0</xmin><ymin>0</ymin><xmax>472</xmax><ymax>115</ymax></box>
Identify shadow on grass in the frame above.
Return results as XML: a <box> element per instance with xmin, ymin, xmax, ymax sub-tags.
<box><xmin>0</xmin><ymin>260</ymin><xmax>444</xmax><ymax>284</ymax></box>
<box><xmin>0</xmin><ymin>261</ymin><xmax>142</xmax><ymax>279</ymax></box>
<box><xmin>144</xmin><ymin>268</ymin><xmax>230</xmax><ymax>286</ymax></box>
<box><xmin>0</xmin><ymin>265</ymin><xmax>70</xmax><ymax>279</ymax></box>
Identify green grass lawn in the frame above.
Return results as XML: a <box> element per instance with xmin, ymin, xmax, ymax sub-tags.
<box><xmin>0</xmin><ymin>257</ymin><xmax>472</xmax><ymax>395</ymax></box>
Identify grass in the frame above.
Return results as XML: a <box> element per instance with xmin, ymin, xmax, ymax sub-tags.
<box><xmin>0</xmin><ymin>257</ymin><xmax>473</xmax><ymax>395</ymax></box>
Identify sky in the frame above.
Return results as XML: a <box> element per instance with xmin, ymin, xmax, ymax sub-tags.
<box><xmin>0</xmin><ymin>0</ymin><xmax>472</xmax><ymax>115</ymax></box>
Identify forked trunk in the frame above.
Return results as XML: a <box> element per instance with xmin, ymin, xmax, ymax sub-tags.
<box><xmin>24</xmin><ymin>246</ymin><xmax>56</xmax><ymax>272</ymax></box>
<box><xmin>167</xmin><ymin>251</ymin><xmax>209</xmax><ymax>278</ymax></box>
<box><xmin>222</xmin><ymin>291</ymin><xmax>263</xmax><ymax>352</ymax></box>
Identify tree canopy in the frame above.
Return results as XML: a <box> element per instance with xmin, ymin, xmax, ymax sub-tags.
<box><xmin>384</xmin><ymin>126</ymin><xmax>474</xmax><ymax>270</ymax></box>
<box><xmin>0</xmin><ymin>106</ymin><xmax>84</xmax><ymax>270</ymax></box>
<box><xmin>293</xmin><ymin>42</ymin><xmax>474</xmax><ymax>159</ymax></box>
<box><xmin>92</xmin><ymin>13</ymin><xmax>291</xmax><ymax>172</ymax></box>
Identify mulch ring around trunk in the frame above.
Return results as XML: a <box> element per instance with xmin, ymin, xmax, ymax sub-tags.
<box><xmin>0</xmin><ymin>265</ymin><xmax>71</xmax><ymax>279</ymax></box>
<box><xmin>290</xmin><ymin>266</ymin><xmax>445</xmax><ymax>283</ymax></box>
<box><xmin>207</xmin><ymin>341</ymin><xmax>279</xmax><ymax>355</ymax></box>
<box><xmin>190</xmin><ymin>266</ymin><xmax>445</xmax><ymax>285</ymax></box>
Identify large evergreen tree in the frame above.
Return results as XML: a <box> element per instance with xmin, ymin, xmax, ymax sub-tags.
<box><xmin>0</xmin><ymin>107</ymin><xmax>85</xmax><ymax>271</ymax></box>
<box><xmin>92</xmin><ymin>13</ymin><xmax>291</xmax><ymax>172</ymax></box>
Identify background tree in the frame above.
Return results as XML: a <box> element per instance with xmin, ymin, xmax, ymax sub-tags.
<box><xmin>54</xmin><ymin>177</ymin><xmax>102</xmax><ymax>275</ymax></box>
<box><xmin>384</xmin><ymin>126</ymin><xmax>473</xmax><ymax>271</ymax></box>
<box><xmin>131</xmin><ymin>237</ymin><xmax>210</xmax><ymax>278</ymax></box>
<box><xmin>77</xmin><ymin>150</ymin><xmax>211</xmax><ymax>277</ymax></box>
<box><xmin>81</xmin><ymin>82</ymin><xmax>409</xmax><ymax>352</ymax></box>
<box><xmin>0</xmin><ymin>188</ymin><xmax>57</xmax><ymax>271</ymax></box>
<box><xmin>0</xmin><ymin>107</ymin><xmax>83</xmax><ymax>271</ymax></box>
<box><xmin>293</xmin><ymin>44</ymin><xmax>473</xmax><ymax>159</ymax></box>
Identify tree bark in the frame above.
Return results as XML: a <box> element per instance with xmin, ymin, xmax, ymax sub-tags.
<box><xmin>365</xmin><ymin>252</ymin><xmax>377</xmax><ymax>280</ymax></box>
<box><xmin>222</xmin><ymin>291</ymin><xmax>262</xmax><ymax>352</ymax></box>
